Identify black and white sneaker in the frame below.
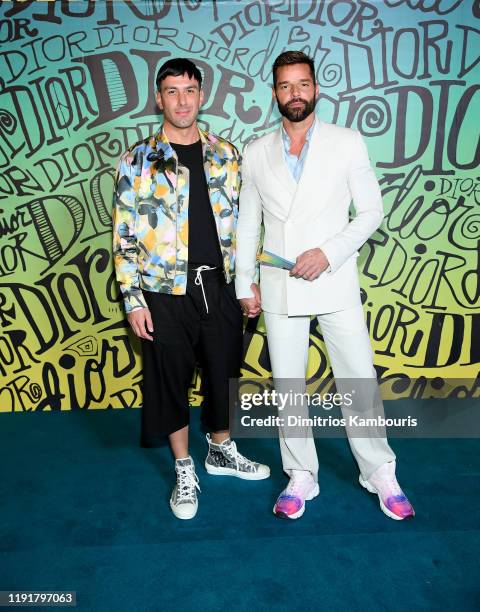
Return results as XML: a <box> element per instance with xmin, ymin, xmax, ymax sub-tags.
<box><xmin>205</xmin><ymin>434</ymin><xmax>270</xmax><ymax>480</ymax></box>
<box><xmin>170</xmin><ymin>456</ymin><xmax>200</xmax><ymax>520</ymax></box>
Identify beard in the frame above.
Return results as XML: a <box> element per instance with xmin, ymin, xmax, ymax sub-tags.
<box><xmin>277</xmin><ymin>96</ymin><xmax>316</xmax><ymax>122</ymax></box>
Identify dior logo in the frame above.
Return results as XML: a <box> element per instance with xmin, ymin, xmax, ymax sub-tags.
<box><xmin>210</xmin><ymin>450</ymin><xmax>229</xmax><ymax>467</ymax></box>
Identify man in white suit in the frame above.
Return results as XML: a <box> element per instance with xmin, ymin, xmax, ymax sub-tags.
<box><xmin>235</xmin><ymin>51</ymin><xmax>414</xmax><ymax>520</ymax></box>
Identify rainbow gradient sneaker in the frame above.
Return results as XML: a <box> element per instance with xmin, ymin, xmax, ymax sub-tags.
<box><xmin>359</xmin><ymin>460</ymin><xmax>415</xmax><ymax>520</ymax></box>
<box><xmin>273</xmin><ymin>471</ymin><xmax>319</xmax><ymax>519</ymax></box>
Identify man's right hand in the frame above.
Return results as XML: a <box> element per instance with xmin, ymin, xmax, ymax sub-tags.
<box><xmin>127</xmin><ymin>307</ymin><xmax>154</xmax><ymax>341</ymax></box>
<box><xmin>239</xmin><ymin>283</ymin><xmax>262</xmax><ymax>318</ymax></box>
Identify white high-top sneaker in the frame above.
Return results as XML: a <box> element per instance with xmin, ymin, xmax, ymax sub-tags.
<box><xmin>170</xmin><ymin>456</ymin><xmax>200</xmax><ymax>520</ymax></box>
<box><xmin>205</xmin><ymin>434</ymin><xmax>270</xmax><ymax>480</ymax></box>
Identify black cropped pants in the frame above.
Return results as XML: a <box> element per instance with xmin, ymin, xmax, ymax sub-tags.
<box><xmin>140</xmin><ymin>268</ymin><xmax>243</xmax><ymax>447</ymax></box>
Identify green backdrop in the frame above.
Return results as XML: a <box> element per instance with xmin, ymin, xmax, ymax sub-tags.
<box><xmin>0</xmin><ymin>0</ymin><xmax>479</xmax><ymax>411</ymax></box>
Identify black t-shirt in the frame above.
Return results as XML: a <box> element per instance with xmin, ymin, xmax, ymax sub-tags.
<box><xmin>170</xmin><ymin>140</ymin><xmax>222</xmax><ymax>268</ymax></box>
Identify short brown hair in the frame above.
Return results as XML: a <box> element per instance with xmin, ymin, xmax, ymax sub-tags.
<box><xmin>272</xmin><ymin>51</ymin><xmax>315</xmax><ymax>88</ymax></box>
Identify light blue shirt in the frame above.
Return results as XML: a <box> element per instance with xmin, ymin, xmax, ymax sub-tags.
<box><xmin>281</xmin><ymin>121</ymin><xmax>315</xmax><ymax>183</ymax></box>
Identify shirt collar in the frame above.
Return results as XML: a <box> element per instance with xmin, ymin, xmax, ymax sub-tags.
<box><xmin>151</xmin><ymin>125</ymin><xmax>215</xmax><ymax>159</ymax></box>
<box><xmin>281</xmin><ymin>118</ymin><xmax>316</xmax><ymax>150</ymax></box>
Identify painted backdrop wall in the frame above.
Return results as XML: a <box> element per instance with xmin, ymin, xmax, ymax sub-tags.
<box><xmin>0</xmin><ymin>0</ymin><xmax>479</xmax><ymax>411</ymax></box>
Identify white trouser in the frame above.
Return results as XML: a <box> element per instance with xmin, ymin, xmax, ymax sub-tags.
<box><xmin>263</xmin><ymin>305</ymin><xmax>395</xmax><ymax>482</ymax></box>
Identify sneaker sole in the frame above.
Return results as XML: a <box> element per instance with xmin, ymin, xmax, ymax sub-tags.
<box><xmin>169</xmin><ymin>500</ymin><xmax>198</xmax><ymax>520</ymax></box>
<box><xmin>359</xmin><ymin>475</ymin><xmax>414</xmax><ymax>521</ymax></box>
<box><xmin>205</xmin><ymin>463</ymin><xmax>270</xmax><ymax>480</ymax></box>
<box><xmin>273</xmin><ymin>483</ymin><xmax>320</xmax><ymax>520</ymax></box>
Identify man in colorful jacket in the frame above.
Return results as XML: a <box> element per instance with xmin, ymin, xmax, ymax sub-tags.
<box><xmin>113</xmin><ymin>57</ymin><xmax>269</xmax><ymax>520</ymax></box>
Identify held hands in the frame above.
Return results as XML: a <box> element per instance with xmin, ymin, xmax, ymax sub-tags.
<box><xmin>290</xmin><ymin>248</ymin><xmax>329</xmax><ymax>281</ymax></box>
<box><xmin>239</xmin><ymin>283</ymin><xmax>262</xmax><ymax>318</ymax></box>
<box><xmin>127</xmin><ymin>307</ymin><xmax>154</xmax><ymax>341</ymax></box>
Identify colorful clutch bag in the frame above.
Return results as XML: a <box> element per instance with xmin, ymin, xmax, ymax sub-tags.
<box><xmin>258</xmin><ymin>250</ymin><xmax>295</xmax><ymax>270</ymax></box>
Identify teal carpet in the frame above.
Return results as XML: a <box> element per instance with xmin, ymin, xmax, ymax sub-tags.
<box><xmin>1</xmin><ymin>406</ymin><xmax>479</xmax><ymax>611</ymax></box>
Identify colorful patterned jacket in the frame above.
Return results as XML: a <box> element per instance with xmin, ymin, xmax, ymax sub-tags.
<box><xmin>113</xmin><ymin>127</ymin><xmax>241</xmax><ymax>313</ymax></box>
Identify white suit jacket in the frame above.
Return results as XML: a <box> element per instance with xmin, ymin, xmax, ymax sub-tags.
<box><xmin>235</xmin><ymin>118</ymin><xmax>384</xmax><ymax>316</ymax></box>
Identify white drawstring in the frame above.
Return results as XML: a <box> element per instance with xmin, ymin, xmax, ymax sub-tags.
<box><xmin>194</xmin><ymin>265</ymin><xmax>216</xmax><ymax>314</ymax></box>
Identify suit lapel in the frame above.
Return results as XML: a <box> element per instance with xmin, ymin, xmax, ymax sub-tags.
<box><xmin>266</xmin><ymin>128</ymin><xmax>297</xmax><ymax>198</ymax></box>
<box><xmin>287</xmin><ymin>119</ymin><xmax>334</xmax><ymax>219</ymax></box>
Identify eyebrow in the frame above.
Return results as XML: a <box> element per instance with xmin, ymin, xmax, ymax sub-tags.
<box><xmin>277</xmin><ymin>79</ymin><xmax>313</xmax><ymax>86</ymax></box>
<box><xmin>164</xmin><ymin>84</ymin><xmax>199</xmax><ymax>90</ymax></box>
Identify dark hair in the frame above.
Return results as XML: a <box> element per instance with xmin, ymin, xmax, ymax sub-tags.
<box><xmin>272</xmin><ymin>51</ymin><xmax>315</xmax><ymax>87</ymax></box>
<box><xmin>156</xmin><ymin>58</ymin><xmax>202</xmax><ymax>91</ymax></box>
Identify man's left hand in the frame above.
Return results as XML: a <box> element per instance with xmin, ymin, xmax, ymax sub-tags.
<box><xmin>290</xmin><ymin>248</ymin><xmax>329</xmax><ymax>281</ymax></box>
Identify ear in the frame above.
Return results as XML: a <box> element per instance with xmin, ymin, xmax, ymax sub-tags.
<box><xmin>155</xmin><ymin>90</ymin><xmax>163</xmax><ymax>112</ymax></box>
<box><xmin>199</xmin><ymin>88</ymin><xmax>205</xmax><ymax>107</ymax></box>
<box><xmin>315</xmin><ymin>83</ymin><xmax>320</xmax><ymax>98</ymax></box>
<box><xmin>272</xmin><ymin>86</ymin><xmax>277</xmax><ymax>102</ymax></box>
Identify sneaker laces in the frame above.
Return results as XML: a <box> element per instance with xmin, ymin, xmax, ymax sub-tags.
<box><xmin>372</xmin><ymin>464</ymin><xmax>403</xmax><ymax>496</ymax></box>
<box><xmin>175</xmin><ymin>464</ymin><xmax>200</xmax><ymax>502</ymax></box>
<box><xmin>222</xmin><ymin>440</ymin><xmax>258</xmax><ymax>472</ymax></box>
<box><xmin>285</xmin><ymin>472</ymin><xmax>312</xmax><ymax>496</ymax></box>
<box><xmin>382</xmin><ymin>475</ymin><xmax>403</xmax><ymax>496</ymax></box>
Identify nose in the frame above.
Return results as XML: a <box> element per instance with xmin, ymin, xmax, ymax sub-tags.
<box><xmin>178</xmin><ymin>91</ymin><xmax>188</xmax><ymax>106</ymax></box>
<box><xmin>290</xmin><ymin>83</ymin><xmax>302</xmax><ymax>97</ymax></box>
